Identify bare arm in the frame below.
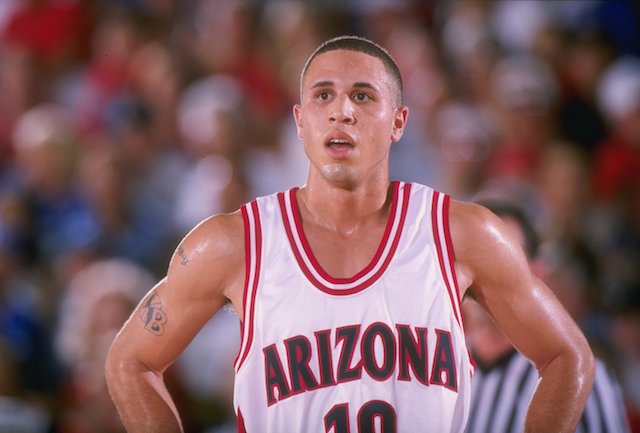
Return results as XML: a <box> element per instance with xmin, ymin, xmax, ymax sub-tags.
<box><xmin>104</xmin><ymin>212</ymin><xmax>245</xmax><ymax>433</ymax></box>
<box><xmin>452</xmin><ymin>201</ymin><xmax>595</xmax><ymax>433</ymax></box>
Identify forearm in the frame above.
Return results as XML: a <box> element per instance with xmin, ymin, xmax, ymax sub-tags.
<box><xmin>524</xmin><ymin>351</ymin><xmax>595</xmax><ymax>433</ymax></box>
<box><xmin>105</xmin><ymin>355</ymin><xmax>183</xmax><ymax>433</ymax></box>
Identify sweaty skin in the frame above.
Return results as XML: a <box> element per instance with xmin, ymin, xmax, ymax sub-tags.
<box><xmin>105</xmin><ymin>48</ymin><xmax>594</xmax><ymax>433</ymax></box>
<box><xmin>451</xmin><ymin>202</ymin><xmax>594</xmax><ymax>432</ymax></box>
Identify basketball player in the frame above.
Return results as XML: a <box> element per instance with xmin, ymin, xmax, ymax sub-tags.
<box><xmin>105</xmin><ymin>36</ymin><xmax>594</xmax><ymax>432</ymax></box>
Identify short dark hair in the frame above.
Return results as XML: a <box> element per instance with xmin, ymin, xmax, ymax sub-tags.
<box><xmin>300</xmin><ymin>35</ymin><xmax>404</xmax><ymax>107</ymax></box>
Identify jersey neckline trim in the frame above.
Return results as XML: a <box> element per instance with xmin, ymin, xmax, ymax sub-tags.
<box><xmin>277</xmin><ymin>181</ymin><xmax>411</xmax><ymax>295</ymax></box>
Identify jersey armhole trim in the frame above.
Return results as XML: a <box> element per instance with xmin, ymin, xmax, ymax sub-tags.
<box><xmin>234</xmin><ymin>200</ymin><xmax>262</xmax><ymax>372</ymax></box>
<box><xmin>236</xmin><ymin>407</ymin><xmax>247</xmax><ymax>433</ymax></box>
<box><xmin>431</xmin><ymin>192</ymin><xmax>464</xmax><ymax>329</ymax></box>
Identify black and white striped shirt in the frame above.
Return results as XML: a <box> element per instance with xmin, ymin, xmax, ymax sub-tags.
<box><xmin>466</xmin><ymin>350</ymin><xmax>631</xmax><ymax>433</ymax></box>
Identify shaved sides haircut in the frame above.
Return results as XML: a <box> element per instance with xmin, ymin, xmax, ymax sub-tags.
<box><xmin>300</xmin><ymin>35</ymin><xmax>404</xmax><ymax>108</ymax></box>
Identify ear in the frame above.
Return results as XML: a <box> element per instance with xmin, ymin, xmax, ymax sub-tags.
<box><xmin>293</xmin><ymin>104</ymin><xmax>303</xmax><ymax>139</ymax></box>
<box><xmin>390</xmin><ymin>106</ymin><xmax>409</xmax><ymax>143</ymax></box>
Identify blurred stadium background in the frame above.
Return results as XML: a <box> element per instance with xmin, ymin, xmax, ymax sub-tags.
<box><xmin>0</xmin><ymin>0</ymin><xmax>638</xmax><ymax>432</ymax></box>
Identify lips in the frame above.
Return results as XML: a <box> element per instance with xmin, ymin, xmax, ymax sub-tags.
<box><xmin>325</xmin><ymin>131</ymin><xmax>355</xmax><ymax>148</ymax></box>
<box><xmin>325</xmin><ymin>132</ymin><xmax>355</xmax><ymax>158</ymax></box>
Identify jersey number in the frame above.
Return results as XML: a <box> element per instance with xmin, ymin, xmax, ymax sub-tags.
<box><xmin>324</xmin><ymin>400</ymin><xmax>396</xmax><ymax>433</ymax></box>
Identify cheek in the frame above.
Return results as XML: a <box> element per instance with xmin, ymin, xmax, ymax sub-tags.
<box><xmin>296</xmin><ymin>108</ymin><xmax>322</xmax><ymax>139</ymax></box>
<box><xmin>365</xmin><ymin>118</ymin><xmax>395</xmax><ymax>151</ymax></box>
<box><xmin>369</xmin><ymin>109</ymin><xmax>396</xmax><ymax>136</ymax></box>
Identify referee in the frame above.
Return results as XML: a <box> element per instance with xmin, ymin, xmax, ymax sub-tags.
<box><xmin>464</xmin><ymin>201</ymin><xmax>631</xmax><ymax>433</ymax></box>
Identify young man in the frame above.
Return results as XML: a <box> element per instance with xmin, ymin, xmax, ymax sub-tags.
<box><xmin>105</xmin><ymin>36</ymin><xmax>594</xmax><ymax>432</ymax></box>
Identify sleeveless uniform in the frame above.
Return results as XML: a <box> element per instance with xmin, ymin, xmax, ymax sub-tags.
<box><xmin>233</xmin><ymin>181</ymin><xmax>474</xmax><ymax>433</ymax></box>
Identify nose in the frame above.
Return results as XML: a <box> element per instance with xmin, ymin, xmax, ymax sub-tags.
<box><xmin>329</xmin><ymin>95</ymin><xmax>355</xmax><ymax>124</ymax></box>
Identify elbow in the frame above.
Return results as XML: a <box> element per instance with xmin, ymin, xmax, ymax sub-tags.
<box><xmin>542</xmin><ymin>334</ymin><xmax>595</xmax><ymax>400</ymax></box>
<box><xmin>104</xmin><ymin>335</ymin><xmax>139</xmax><ymax>393</ymax></box>
<box><xmin>104</xmin><ymin>339</ymin><xmax>124</xmax><ymax>391</ymax></box>
<box><xmin>576</xmin><ymin>339</ymin><xmax>596</xmax><ymax>396</ymax></box>
<box><xmin>104</xmin><ymin>336</ymin><xmax>161</xmax><ymax>393</ymax></box>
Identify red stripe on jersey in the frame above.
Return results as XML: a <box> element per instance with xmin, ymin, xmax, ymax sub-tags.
<box><xmin>234</xmin><ymin>201</ymin><xmax>262</xmax><ymax>371</ymax></box>
<box><xmin>441</xmin><ymin>194</ymin><xmax>465</xmax><ymax>333</ymax></box>
<box><xmin>237</xmin><ymin>407</ymin><xmax>247</xmax><ymax>433</ymax></box>
<box><xmin>431</xmin><ymin>192</ymin><xmax>462</xmax><ymax>327</ymax></box>
<box><xmin>290</xmin><ymin>182</ymin><xmax>399</xmax><ymax>283</ymax></box>
<box><xmin>279</xmin><ymin>182</ymin><xmax>411</xmax><ymax>295</ymax></box>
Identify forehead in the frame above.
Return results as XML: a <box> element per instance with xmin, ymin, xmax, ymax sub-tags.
<box><xmin>303</xmin><ymin>49</ymin><xmax>392</xmax><ymax>90</ymax></box>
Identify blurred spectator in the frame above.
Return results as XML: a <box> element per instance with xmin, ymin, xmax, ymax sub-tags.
<box><xmin>77</xmin><ymin>123</ymin><xmax>179</xmax><ymax>274</ymax></box>
<box><xmin>556</xmin><ymin>31</ymin><xmax>613</xmax><ymax>154</ymax></box>
<box><xmin>0</xmin><ymin>197</ymin><xmax>62</xmax><ymax>431</ymax></box>
<box><xmin>126</xmin><ymin>40</ymin><xmax>182</xmax><ymax>150</ymax></box>
<box><xmin>438</xmin><ymin>0</ymin><xmax>498</xmax><ymax>106</ymax></box>
<box><xmin>11</xmin><ymin>103</ymin><xmax>100</xmax><ymax>282</ymax></box>
<box><xmin>54</xmin><ymin>258</ymin><xmax>154</xmax><ymax>433</ymax></box>
<box><xmin>61</xmin><ymin>8</ymin><xmax>138</xmax><ymax>135</ymax></box>
<box><xmin>430</xmin><ymin>102</ymin><xmax>494</xmax><ymax>198</ymax></box>
<box><xmin>483</xmin><ymin>54</ymin><xmax>558</xmax><ymax>184</ymax></box>
<box><xmin>173</xmin><ymin>75</ymin><xmax>247</xmax><ymax>234</ymax></box>
<box><xmin>593</xmin><ymin>56</ymin><xmax>640</xmax><ymax>203</ymax></box>
<box><xmin>83</xmin><ymin>93</ymin><xmax>188</xmax><ymax>270</ymax></box>
<box><xmin>490</xmin><ymin>0</ymin><xmax>552</xmax><ymax>55</ymax></box>
<box><xmin>387</xmin><ymin>22</ymin><xmax>451</xmax><ymax>191</ymax></box>
<box><xmin>588</xmin><ymin>56</ymin><xmax>640</xmax><ymax>314</ymax></box>
<box><xmin>190</xmin><ymin>0</ymin><xmax>288</xmax><ymax>146</ymax></box>
<box><xmin>0</xmin><ymin>0</ymin><xmax>91</xmax><ymax>90</ymax></box>
<box><xmin>241</xmin><ymin>0</ymin><xmax>325</xmax><ymax>198</ymax></box>
<box><xmin>534</xmin><ymin>144</ymin><xmax>595</xmax><ymax>285</ymax></box>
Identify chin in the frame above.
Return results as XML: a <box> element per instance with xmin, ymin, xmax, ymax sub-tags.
<box><xmin>320</xmin><ymin>164</ymin><xmax>359</xmax><ymax>185</ymax></box>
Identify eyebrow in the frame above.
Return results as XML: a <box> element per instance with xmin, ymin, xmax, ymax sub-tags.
<box><xmin>309</xmin><ymin>80</ymin><xmax>381</xmax><ymax>93</ymax></box>
<box><xmin>310</xmin><ymin>80</ymin><xmax>334</xmax><ymax>90</ymax></box>
<box><xmin>353</xmin><ymin>82</ymin><xmax>380</xmax><ymax>93</ymax></box>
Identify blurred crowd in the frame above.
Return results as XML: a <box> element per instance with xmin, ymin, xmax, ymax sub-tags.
<box><xmin>0</xmin><ymin>0</ymin><xmax>638</xmax><ymax>432</ymax></box>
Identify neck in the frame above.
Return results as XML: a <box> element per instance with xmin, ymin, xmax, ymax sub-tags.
<box><xmin>297</xmin><ymin>175</ymin><xmax>393</xmax><ymax>233</ymax></box>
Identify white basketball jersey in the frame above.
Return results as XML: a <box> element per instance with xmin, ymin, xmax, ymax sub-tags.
<box><xmin>233</xmin><ymin>182</ymin><xmax>474</xmax><ymax>433</ymax></box>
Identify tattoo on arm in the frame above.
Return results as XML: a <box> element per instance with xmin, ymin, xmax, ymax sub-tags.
<box><xmin>140</xmin><ymin>290</ymin><xmax>167</xmax><ymax>336</ymax></box>
<box><xmin>177</xmin><ymin>245</ymin><xmax>189</xmax><ymax>266</ymax></box>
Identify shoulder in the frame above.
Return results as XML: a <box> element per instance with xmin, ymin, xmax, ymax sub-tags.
<box><xmin>448</xmin><ymin>199</ymin><xmax>530</xmax><ymax>295</ymax></box>
<box><xmin>448</xmin><ymin>199</ymin><xmax>508</xmax><ymax>252</ymax></box>
<box><xmin>179</xmin><ymin>210</ymin><xmax>245</xmax><ymax>259</ymax></box>
<box><xmin>166</xmin><ymin>210</ymin><xmax>246</xmax><ymax>302</ymax></box>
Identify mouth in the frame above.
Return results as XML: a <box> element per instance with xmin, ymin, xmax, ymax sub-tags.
<box><xmin>325</xmin><ymin>136</ymin><xmax>355</xmax><ymax>159</ymax></box>
<box><xmin>326</xmin><ymin>138</ymin><xmax>353</xmax><ymax>149</ymax></box>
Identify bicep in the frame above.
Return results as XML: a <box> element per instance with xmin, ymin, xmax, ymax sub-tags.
<box><xmin>113</xmin><ymin>275</ymin><xmax>228</xmax><ymax>374</ymax></box>
<box><xmin>472</xmin><ymin>272</ymin><xmax>580</xmax><ymax>371</ymax></box>
<box><xmin>111</xmin><ymin>215</ymin><xmax>244</xmax><ymax>374</ymax></box>
<box><xmin>456</xmin><ymin>204</ymin><xmax>584</xmax><ymax>371</ymax></box>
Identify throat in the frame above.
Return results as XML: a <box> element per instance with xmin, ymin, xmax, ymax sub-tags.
<box><xmin>303</xmin><ymin>218</ymin><xmax>386</xmax><ymax>279</ymax></box>
<box><xmin>292</xmin><ymin>183</ymin><xmax>397</xmax><ymax>278</ymax></box>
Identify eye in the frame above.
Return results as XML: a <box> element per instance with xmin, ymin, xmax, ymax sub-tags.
<box><xmin>353</xmin><ymin>92</ymin><xmax>372</xmax><ymax>103</ymax></box>
<box><xmin>316</xmin><ymin>91</ymin><xmax>331</xmax><ymax>102</ymax></box>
